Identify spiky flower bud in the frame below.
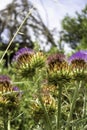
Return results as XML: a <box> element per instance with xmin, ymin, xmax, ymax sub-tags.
<box><xmin>41</xmin><ymin>84</ymin><xmax>57</xmax><ymax>98</ymax></box>
<box><xmin>31</xmin><ymin>92</ymin><xmax>56</xmax><ymax>123</ymax></box>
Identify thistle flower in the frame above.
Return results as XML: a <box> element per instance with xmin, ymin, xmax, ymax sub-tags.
<box><xmin>0</xmin><ymin>87</ymin><xmax>21</xmax><ymax>111</ymax></box>
<box><xmin>46</xmin><ymin>53</ymin><xmax>70</xmax><ymax>85</ymax></box>
<box><xmin>69</xmin><ymin>51</ymin><xmax>87</xmax><ymax>71</ymax></box>
<box><xmin>5</xmin><ymin>86</ymin><xmax>21</xmax><ymax>108</ymax></box>
<box><xmin>0</xmin><ymin>75</ymin><xmax>21</xmax><ymax>111</ymax></box>
<box><xmin>13</xmin><ymin>47</ymin><xmax>34</xmax><ymax>62</ymax></box>
<box><xmin>68</xmin><ymin>50</ymin><xmax>87</xmax><ymax>80</ymax></box>
<box><xmin>12</xmin><ymin>47</ymin><xmax>35</xmax><ymax>78</ymax></box>
<box><xmin>68</xmin><ymin>50</ymin><xmax>87</xmax><ymax>63</ymax></box>
<box><xmin>47</xmin><ymin>53</ymin><xmax>66</xmax><ymax>70</ymax></box>
<box><xmin>13</xmin><ymin>48</ymin><xmax>46</xmax><ymax>78</ymax></box>
<box><xmin>0</xmin><ymin>75</ymin><xmax>12</xmax><ymax>93</ymax></box>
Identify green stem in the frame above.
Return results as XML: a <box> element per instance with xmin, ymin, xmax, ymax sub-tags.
<box><xmin>8</xmin><ymin>119</ymin><xmax>11</xmax><ymax>130</ymax></box>
<box><xmin>82</xmin><ymin>85</ymin><xmax>87</xmax><ymax>129</ymax></box>
<box><xmin>3</xmin><ymin>107</ymin><xmax>8</xmax><ymax>130</ymax></box>
<box><xmin>57</xmin><ymin>85</ymin><xmax>62</xmax><ymax>130</ymax></box>
<box><xmin>66</xmin><ymin>81</ymin><xmax>82</xmax><ymax>130</ymax></box>
<box><xmin>82</xmin><ymin>87</ymin><xmax>86</xmax><ymax>118</ymax></box>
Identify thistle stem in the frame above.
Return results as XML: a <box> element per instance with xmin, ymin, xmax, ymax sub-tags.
<box><xmin>8</xmin><ymin>119</ymin><xmax>11</xmax><ymax>130</ymax></box>
<box><xmin>3</xmin><ymin>107</ymin><xmax>8</xmax><ymax>130</ymax></box>
<box><xmin>66</xmin><ymin>81</ymin><xmax>82</xmax><ymax>130</ymax></box>
<box><xmin>82</xmin><ymin>85</ymin><xmax>87</xmax><ymax>129</ymax></box>
<box><xmin>82</xmin><ymin>87</ymin><xmax>86</xmax><ymax>118</ymax></box>
<box><xmin>57</xmin><ymin>85</ymin><xmax>62</xmax><ymax>130</ymax></box>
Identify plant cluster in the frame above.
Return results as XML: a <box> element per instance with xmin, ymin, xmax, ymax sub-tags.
<box><xmin>0</xmin><ymin>48</ymin><xmax>87</xmax><ymax>130</ymax></box>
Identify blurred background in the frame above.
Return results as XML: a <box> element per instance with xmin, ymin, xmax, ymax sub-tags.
<box><xmin>0</xmin><ymin>0</ymin><xmax>87</xmax><ymax>65</ymax></box>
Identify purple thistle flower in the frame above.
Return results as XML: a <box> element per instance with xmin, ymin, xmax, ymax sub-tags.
<box><xmin>47</xmin><ymin>53</ymin><xmax>66</xmax><ymax>65</ymax></box>
<box><xmin>68</xmin><ymin>50</ymin><xmax>87</xmax><ymax>63</ymax></box>
<box><xmin>68</xmin><ymin>51</ymin><xmax>87</xmax><ymax>75</ymax></box>
<box><xmin>0</xmin><ymin>75</ymin><xmax>12</xmax><ymax>93</ymax></box>
<box><xmin>46</xmin><ymin>53</ymin><xmax>70</xmax><ymax>85</ymax></box>
<box><xmin>13</xmin><ymin>47</ymin><xmax>34</xmax><ymax>62</ymax></box>
<box><xmin>12</xmin><ymin>48</ymin><xmax>37</xmax><ymax>78</ymax></box>
<box><xmin>47</xmin><ymin>53</ymin><xmax>68</xmax><ymax>71</ymax></box>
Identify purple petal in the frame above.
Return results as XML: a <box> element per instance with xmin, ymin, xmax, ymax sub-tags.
<box><xmin>68</xmin><ymin>50</ymin><xmax>87</xmax><ymax>63</ymax></box>
<box><xmin>47</xmin><ymin>53</ymin><xmax>66</xmax><ymax>65</ymax></box>
<box><xmin>12</xmin><ymin>86</ymin><xmax>19</xmax><ymax>91</ymax></box>
<box><xmin>13</xmin><ymin>47</ymin><xmax>34</xmax><ymax>61</ymax></box>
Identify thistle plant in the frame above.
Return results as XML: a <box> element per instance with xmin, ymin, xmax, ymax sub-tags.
<box><xmin>13</xmin><ymin>47</ymin><xmax>45</xmax><ymax>79</ymax></box>
<box><xmin>46</xmin><ymin>53</ymin><xmax>70</xmax><ymax>85</ymax></box>
<box><xmin>46</xmin><ymin>53</ymin><xmax>70</xmax><ymax>130</ymax></box>
<box><xmin>66</xmin><ymin>50</ymin><xmax>87</xmax><ymax>130</ymax></box>
<box><xmin>12</xmin><ymin>47</ymin><xmax>51</xmax><ymax>129</ymax></box>
<box><xmin>1</xmin><ymin>46</ymin><xmax>87</xmax><ymax>130</ymax></box>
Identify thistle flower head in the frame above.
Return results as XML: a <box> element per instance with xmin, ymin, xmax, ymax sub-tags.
<box><xmin>69</xmin><ymin>51</ymin><xmax>87</xmax><ymax>71</ymax></box>
<box><xmin>69</xmin><ymin>50</ymin><xmax>87</xmax><ymax>62</ymax></box>
<box><xmin>0</xmin><ymin>76</ymin><xmax>21</xmax><ymax>110</ymax></box>
<box><xmin>0</xmin><ymin>86</ymin><xmax>21</xmax><ymax>109</ymax></box>
<box><xmin>13</xmin><ymin>47</ymin><xmax>34</xmax><ymax>65</ymax></box>
<box><xmin>12</xmin><ymin>47</ymin><xmax>35</xmax><ymax>78</ymax></box>
<box><xmin>68</xmin><ymin>50</ymin><xmax>87</xmax><ymax>81</ymax></box>
<box><xmin>47</xmin><ymin>53</ymin><xmax>66</xmax><ymax>70</ymax></box>
<box><xmin>0</xmin><ymin>75</ymin><xmax>12</xmax><ymax>93</ymax></box>
<box><xmin>46</xmin><ymin>53</ymin><xmax>70</xmax><ymax>85</ymax></box>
